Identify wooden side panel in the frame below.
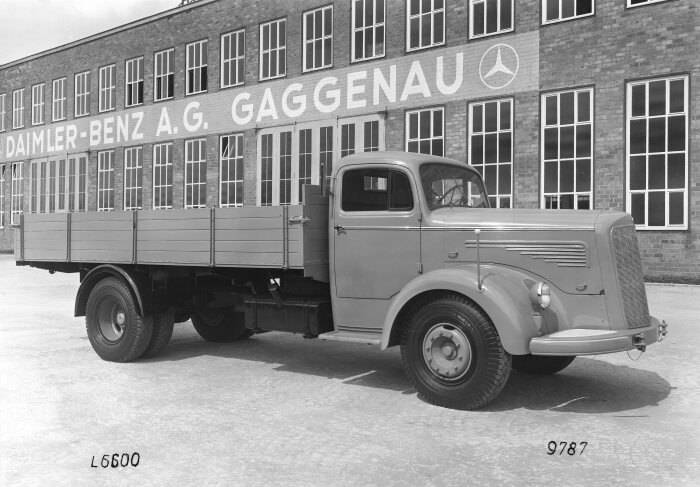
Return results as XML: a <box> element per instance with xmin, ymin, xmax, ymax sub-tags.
<box><xmin>22</xmin><ymin>213</ymin><xmax>68</xmax><ymax>262</ymax></box>
<box><xmin>70</xmin><ymin>212</ymin><xmax>133</xmax><ymax>263</ymax></box>
<box><xmin>214</xmin><ymin>206</ymin><xmax>286</xmax><ymax>267</ymax></box>
<box><xmin>302</xmin><ymin>185</ymin><xmax>330</xmax><ymax>282</ymax></box>
<box><xmin>137</xmin><ymin>209</ymin><xmax>210</xmax><ymax>265</ymax></box>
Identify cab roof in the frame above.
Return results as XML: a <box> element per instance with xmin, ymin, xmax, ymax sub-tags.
<box><xmin>333</xmin><ymin>151</ymin><xmax>478</xmax><ymax>177</ymax></box>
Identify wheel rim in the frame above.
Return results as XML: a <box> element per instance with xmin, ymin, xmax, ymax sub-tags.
<box><xmin>97</xmin><ymin>296</ymin><xmax>127</xmax><ymax>343</ymax></box>
<box><xmin>422</xmin><ymin>323</ymin><xmax>473</xmax><ymax>381</ymax></box>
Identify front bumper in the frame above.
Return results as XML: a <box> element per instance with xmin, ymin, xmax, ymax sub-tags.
<box><xmin>529</xmin><ymin>316</ymin><xmax>667</xmax><ymax>356</ymax></box>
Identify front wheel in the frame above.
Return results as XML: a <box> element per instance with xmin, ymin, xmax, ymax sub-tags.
<box><xmin>190</xmin><ymin>309</ymin><xmax>253</xmax><ymax>342</ymax></box>
<box><xmin>400</xmin><ymin>295</ymin><xmax>511</xmax><ymax>410</ymax></box>
<box><xmin>512</xmin><ymin>355</ymin><xmax>575</xmax><ymax>375</ymax></box>
<box><xmin>85</xmin><ymin>277</ymin><xmax>153</xmax><ymax>362</ymax></box>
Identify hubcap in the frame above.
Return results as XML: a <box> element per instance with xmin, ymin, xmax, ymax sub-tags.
<box><xmin>422</xmin><ymin>323</ymin><xmax>472</xmax><ymax>381</ymax></box>
<box><xmin>97</xmin><ymin>297</ymin><xmax>127</xmax><ymax>343</ymax></box>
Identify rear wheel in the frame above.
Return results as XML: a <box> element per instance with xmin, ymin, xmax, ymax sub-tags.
<box><xmin>190</xmin><ymin>309</ymin><xmax>253</xmax><ymax>342</ymax></box>
<box><xmin>400</xmin><ymin>295</ymin><xmax>511</xmax><ymax>410</ymax></box>
<box><xmin>141</xmin><ymin>309</ymin><xmax>175</xmax><ymax>359</ymax></box>
<box><xmin>85</xmin><ymin>277</ymin><xmax>153</xmax><ymax>362</ymax></box>
<box><xmin>512</xmin><ymin>355</ymin><xmax>575</xmax><ymax>375</ymax></box>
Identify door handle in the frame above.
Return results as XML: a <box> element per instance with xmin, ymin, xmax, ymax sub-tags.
<box><xmin>334</xmin><ymin>225</ymin><xmax>345</xmax><ymax>233</ymax></box>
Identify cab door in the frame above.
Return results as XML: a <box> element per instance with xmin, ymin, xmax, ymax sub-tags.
<box><xmin>333</xmin><ymin>165</ymin><xmax>421</xmax><ymax>299</ymax></box>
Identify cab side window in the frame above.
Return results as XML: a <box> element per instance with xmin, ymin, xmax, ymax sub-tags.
<box><xmin>341</xmin><ymin>169</ymin><xmax>413</xmax><ymax>212</ymax></box>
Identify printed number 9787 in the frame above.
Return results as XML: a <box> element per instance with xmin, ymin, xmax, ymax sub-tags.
<box><xmin>547</xmin><ymin>441</ymin><xmax>587</xmax><ymax>455</ymax></box>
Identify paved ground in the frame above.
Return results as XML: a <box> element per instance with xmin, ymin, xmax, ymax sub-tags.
<box><xmin>0</xmin><ymin>254</ymin><xmax>698</xmax><ymax>486</ymax></box>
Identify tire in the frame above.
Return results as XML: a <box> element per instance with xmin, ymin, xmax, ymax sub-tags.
<box><xmin>400</xmin><ymin>295</ymin><xmax>511</xmax><ymax>410</ymax></box>
<box><xmin>512</xmin><ymin>355</ymin><xmax>575</xmax><ymax>375</ymax></box>
<box><xmin>190</xmin><ymin>309</ymin><xmax>253</xmax><ymax>342</ymax></box>
<box><xmin>141</xmin><ymin>309</ymin><xmax>175</xmax><ymax>359</ymax></box>
<box><xmin>85</xmin><ymin>277</ymin><xmax>153</xmax><ymax>362</ymax></box>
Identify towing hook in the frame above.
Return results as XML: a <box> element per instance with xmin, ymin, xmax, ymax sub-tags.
<box><xmin>633</xmin><ymin>333</ymin><xmax>647</xmax><ymax>352</ymax></box>
<box><xmin>659</xmin><ymin>320</ymin><xmax>668</xmax><ymax>342</ymax></box>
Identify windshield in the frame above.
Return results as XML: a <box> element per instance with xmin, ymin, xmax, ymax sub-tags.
<box><xmin>420</xmin><ymin>163</ymin><xmax>490</xmax><ymax>210</ymax></box>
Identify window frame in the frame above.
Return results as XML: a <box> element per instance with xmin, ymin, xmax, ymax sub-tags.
<box><xmin>540</xmin><ymin>87</ymin><xmax>595</xmax><ymax>211</ymax></box>
<box><xmin>340</xmin><ymin>167</ymin><xmax>415</xmax><ymax>213</ymax></box>
<box><xmin>12</xmin><ymin>89</ymin><xmax>25</xmax><ymax>129</ymax></box>
<box><xmin>259</xmin><ymin>18</ymin><xmax>287</xmax><ymax>81</ymax></box>
<box><xmin>154</xmin><ymin>48</ymin><xmax>175</xmax><ymax>102</ymax></box>
<box><xmin>52</xmin><ymin>78</ymin><xmax>66</xmax><ymax>122</ymax></box>
<box><xmin>406</xmin><ymin>0</ymin><xmax>446</xmax><ymax>52</ymax></box>
<box><xmin>0</xmin><ymin>93</ymin><xmax>6</xmax><ymax>132</ymax></box>
<box><xmin>221</xmin><ymin>29</ymin><xmax>246</xmax><ymax>89</ymax></box>
<box><xmin>219</xmin><ymin>133</ymin><xmax>245</xmax><ymax>207</ymax></box>
<box><xmin>302</xmin><ymin>5</ymin><xmax>334</xmax><ymax>73</ymax></box>
<box><xmin>184</xmin><ymin>138</ymin><xmax>207</xmax><ymax>209</ymax></box>
<box><xmin>124</xmin><ymin>146</ymin><xmax>143</xmax><ymax>211</ymax></box>
<box><xmin>74</xmin><ymin>71</ymin><xmax>91</xmax><ymax>118</ymax></box>
<box><xmin>626</xmin><ymin>0</ymin><xmax>669</xmax><ymax>8</ymax></box>
<box><xmin>469</xmin><ymin>0</ymin><xmax>514</xmax><ymax>39</ymax></box>
<box><xmin>98</xmin><ymin>64</ymin><xmax>116</xmax><ymax>113</ymax></box>
<box><xmin>186</xmin><ymin>39</ymin><xmax>209</xmax><ymax>95</ymax></box>
<box><xmin>153</xmin><ymin>142</ymin><xmax>174</xmax><ymax>210</ymax></box>
<box><xmin>10</xmin><ymin>161</ymin><xmax>23</xmax><ymax>226</ymax></box>
<box><xmin>625</xmin><ymin>75</ymin><xmax>689</xmax><ymax>230</ymax></box>
<box><xmin>351</xmin><ymin>0</ymin><xmax>386</xmax><ymax>63</ymax></box>
<box><xmin>97</xmin><ymin>150</ymin><xmax>115</xmax><ymax>212</ymax></box>
<box><xmin>468</xmin><ymin>97</ymin><xmax>514</xmax><ymax>208</ymax></box>
<box><xmin>125</xmin><ymin>57</ymin><xmax>144</xmax><ymax>107</ymax></box>
<box><xmin>541</xmin><ymin>0</ymin><xmax>595</xmax><ymax>25</ymax></box>
<box><xmin>405</xmin><ymin>106</ymin><xmax>445</xmax><ymax>157</ymax></box>
<box><xmin>31</xmin><ymin>83</ymin><xmax>45</xmax><ymax>126</ymax></box>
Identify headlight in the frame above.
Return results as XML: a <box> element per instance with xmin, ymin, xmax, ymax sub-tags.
<box><xmin>530</xmin><ymin>282</ymin><xmax>551</xmax><ymax>309</ymax></box>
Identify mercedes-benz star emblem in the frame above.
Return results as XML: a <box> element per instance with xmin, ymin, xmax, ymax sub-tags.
<box><xmin>479</xmin><ymin>44</ymin><xmax>519</xmax><ymax>90</ymax></box>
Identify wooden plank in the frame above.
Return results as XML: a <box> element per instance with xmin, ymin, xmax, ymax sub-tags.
<box><xmin>215</xmin><ymin>229</ymin><xmax>283</xmax><ymax>241</ymax></box>
<box><xmin>215</xmin><ymin>218</ymin><xmax>287</xmax><ymax>231</ymax></box>
<box><xmin>138</xmin><ymin>209</ymin><xmax>210</xmax><ymax>220</ymax></box>
<box><xmin>216</xmin><ymin>206</ymin><xmax>284</xmax><ymax>219</ymax></box>
<box><xmin>137</xmin><ymin>218</ymin><xmax>211</xmax><ymax>231</ymax></box>
<box><xmin>24</xmin><ymin>250</ymin><xmax>66</xmax><ymax>261</ymax></box>
<box><xmin>71</xmin><ymin>240</ymin><xmax>132</xmax><ymax>251</ymax></box>
<box><xmin>25</xmin><ymin>240</ymin><xmax>67</xmax><ymax>250</ymax></box>
<box><xmin>138</xmin><ymin>229</ymin><xmax>210</xmax><ymax>241</ymax></box>
<box><xmin>138</xmin><ymin>240</ymin><xmax>209</xmax><ymax>252</ymax></box>
<box><xmin>71</xmin><ymin>250</ymin><xmax>131</xmax><ymax>263</ymax></box>
<box><xmin>70</xmin><ymin>230</ymin><xmax>134</xmax><ymax>242</ymax></box>
<box><xmin>137</xmin><ymin>250</ymin><xmax>209</xmax><ymax>265</ymax></box>
<box><xmin>214</xmin><ymin>252</ymin><xmax>284</xmax><ymax>267</ymax></box>
<box><xmin>216</xmin><ymin>241</ymin><xmax>283</xmax><ymax>253</ymax></box>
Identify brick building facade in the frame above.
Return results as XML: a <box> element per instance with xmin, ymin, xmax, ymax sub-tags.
<box><xmin>0</xmin><ymin>0</ymin><xmax>697</xmax><ymax>280</ymax></box>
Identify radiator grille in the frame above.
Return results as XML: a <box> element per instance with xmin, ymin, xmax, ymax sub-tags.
<box><xmin>611</xmin><ymin>226</ymin><xmax>650</xmax><ymax>329</ymax></box>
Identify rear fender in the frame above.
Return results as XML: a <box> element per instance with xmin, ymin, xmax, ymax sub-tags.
<box><xmin>380</xmin><ymin>266</ymin><xmax>541</xmax><ymax>354</ymax></box>
<box><xmin>75</xmin><ymin>265</ymin><xmax>147</xmax><ymax>317</ymax></box>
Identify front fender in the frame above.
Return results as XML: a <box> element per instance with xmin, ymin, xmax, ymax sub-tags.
<box><xmin>380</xmin><ymin>265</ymin><xmax>542</xmax><ymax>355</ymax></box>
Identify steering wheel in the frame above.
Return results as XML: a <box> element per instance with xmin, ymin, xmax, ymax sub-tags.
<box><xmin>435</xmin><ymin>184</ymin><xmax>463</xmax><ymax>206</ymax></box>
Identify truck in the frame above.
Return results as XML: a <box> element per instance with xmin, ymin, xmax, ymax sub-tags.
<box><xmin>14</xmin><ymin>151</ymin><xmax>667</xmax><ymax>410</ymax></box>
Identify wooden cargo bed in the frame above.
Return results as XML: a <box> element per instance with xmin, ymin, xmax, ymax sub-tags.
<box><xmin>15</xmin><ymin>185</ymin><xmax>330</xmax><ymax>282</ymax></box>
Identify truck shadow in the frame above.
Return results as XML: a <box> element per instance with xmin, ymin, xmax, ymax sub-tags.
<box><xmin>149</xmin><ymin>327</ymin><xmax>671</xmax><ymax>413</ymax></box>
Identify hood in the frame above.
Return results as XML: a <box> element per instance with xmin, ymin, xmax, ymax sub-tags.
<box><xmin>428</xmin><ymin>207</ymin><xmax>603</xmax><ymax>231</ymax></box>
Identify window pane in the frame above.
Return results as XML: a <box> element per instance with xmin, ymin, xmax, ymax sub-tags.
<box><xmin>472</xmin><ymin>105</ymin><xmax>483</xmax><ymax>132</ymax></box>
<box><xmin>648</xmin><ymin>154</ymin><xmax>665</xmax><ymax>190</ymax></box>
<box><xmin>560</xmin><ymin>92</ymin><xmax>575</xmax><ymax>125</ymax></box>
<box><xmin>648</xmin><ymin>80</ymin><xmax>666</xmax><ymax>116</ymax></box>
<box><xmin>473</xmin><ymin>2</ymin><xmax>485</xmax><ymax>35</ymax></box>
<box><xmin>485</xmin><ymin>102</ymin><xmax>498</xmax><ymax>132</ymax></box>
<box><xmin>560</xmin><ymin>126</ymin><xmax>575</xmax><ymax>159</ymax></box>
<box><xmin>631</xmin><ymin>193</ymin><xmax>645</xmax><ymax>225</ymax></box>
<box><xmin>471</xmin><ymin>135</ymin><xmax>483</xmax><ymax>162</ymax></box>
<box><xmin>544</xmin><ymin>128</ymin><xmax>558</xmax><ymax>160</ymax></box>
<box><xmin>576</xmin><ymin>159</ymin><xmax>591</xmax><ymax>192</ymax></box>
<box><xmin>669</xmin><ymin>193</ymin><xmax>683</xmax><ymax>225</ymax></box>
<box><xmin>500</xmin><ymin>102</ymin><xmax>511</xmax><ymax>130</ymax></box>
<box><xmin>486</xmin><ymin>0</ymin><xmax>498</xmax><ymax>33</ymax></box>
<box><xmin>631</xmin><ymin>84</ymin><xmax>646</xmax><ymax>117</ymax></box>
<box><xmin>545</xmin><ymin>96</ymin><xmax>557</xmax><ymax>125</ymax></box>
<box><xmin>560</xmin><ymin>160</ymin><xmax>574</xmax><ymax>193</ymax></box>
<box><xmin>648</xmin><ymin>118</ymin><xmax>665</xmax><ymax>153</ymax></box>
<box><xmin>576</xmin><ymin>125</ymin><xmax>591</xmax><ymax>157</ymax></box>
<box><xmin>498</xmin><ymin>133</ymin><xmax>511</xmax><ymax>163</ymax></box>
<box><xmin>629</xmin><ymin>119</ymin><xmax>647</xmax><ymax>154</ymax></box>
<box><xmin>667</xmin><ymin>153</ymin><xmax>685</xmax><ymax>189</ymax></box>
<box><xmin>667</xmin><ymin>115</ymin><xmax>685</xmax><ymax>152</ymax></box>
<box><xmin>544</xmin><ymin>161</ymin><xmax>557</xmax><ymax>193</ymax></box>
<box><xmin>577</xmin><ymin>91</ymin><xmax>590</xmax><ymax>122</ymax></box>
<box><xmin>498</xmin><ymin>164</ymin><xmax>511</xmax><ymax>194</ymax></box>
<box><xmin>629</xmin><ymin>156</ymin><xmax>646</xmax><ymax>191</ymax></box>
<box><xmin>648</xmin><ymin>191</ymin><xmax>665</xmax><ymax>226</ymax></box>
<box><xmin>669</xmin><ymin>80</ymin><xmax>685</xmax><ymax>113</ymax></box>
<box><xmin>577</xmin><ymin>0</ymin><xmax>593</xmax><ymax>15</ymax></box>
<box><xmin>485</xmin><ymin>134</ymin><xmax>497</xmax><ymax>164</ymax></box>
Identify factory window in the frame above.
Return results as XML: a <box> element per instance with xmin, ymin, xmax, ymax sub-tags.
<box><xmin>31</xmin><ymin>84</ymin><xmax>45</xmax><ymax>125</ymax></box>
<box><xmin>126</xmin><ymin>57</ymin><xmax>144</xmax><ymax>107</ymax></box>
<box><xmin>221</xmin><ymin>30</ymin><xmax>245</xmax><ymax>88</ymax></box>
<box><xmin>0</xmin><ymin>93</ymin><xmax>6</xmax><ymax>132</ymax></box>
<box><xmin>13</xmin><ymin>89</ymin><xmax>24</xmax><ymax>129</ymax></box>
<box><xmin>29</xmin><ymin>157</ymin><xmax>66</xmax><ymax>214</ymax></box>
<box><xmin>52</xmin><ymin>78</ymin><xmax>66</xmax><ymax>122</ymax></box>
<box><xmin>153</xmin><ymin>143</ymin><xmax>173</xmax><ymax>209</ymax></box>
<box><xmin>124</xmin><ymin>147</ymin><xmax>143</xmax><ymax>211</ymax></box>
<box><xmin>220</xmin><ymin>134</ymin><xmax>244</xmax><ymax>207</ymax></box>
<box><xmin>626</xmin><ymin>76</ymin><xmax>688</xmax><ymax>230</ymax></box>
<box><xmin>154</xmin><ymin>49</ymin><xmax>175</xmax><ymax>101</ymax></box>
<box><xmin>303</xmin><ymin>5</ymin><xmax>333</xmax><ymax>72</ymax></box>
<box><xmin>11</xmin><ymin>162</ymin><xmax>23</xmax><ymax>225</ymax></box>
<box><xmin>0</xmin><ymin>165</ymin><xmax>5</xmax><ymax>228</ymax></box>
<box><xmin>259</xmin><ymin>18</ymin><xmax>287</xmax><ymax>80</ymax></box>
<box><xmin>470</xmin><ymin>0</ymin><xmax>513</xmax><ymax>38</ymax></box>
<box><xmin>541</xmin><ymin>88</ymin><xmax>593</xmax><ymax>210</ymax></box>
<box><xmin>340</xmin><ymin>115</ymin><xmax>383</xmax><ymax>157</ymax></box>
<box><xmin>406</xmin><ymin>107</ymin><xmax>444</xmax><ymax>156</ymax></box>
<box><xmin>99</xmin><ymin>65</ymin><xmax>116</xmax><ymax>112</ymax></box>
<box><xmin>406</xmin><ymin>0</ymin><xmax>445</xmax><ymax>51</ymax></box>
<box><xmin>352</xmin><ymin>0</ymin><xmax>385</xmax><ymax>62</ymax></box>
<box><xmin>97</xmin><ymin>151</ymin><xmax>115</xmax><ymax>212</ymax></box>
<box><xmin>185</xmin><ymin>139</ymin><xmax>207</xmax><ymax>209</ymax></box>
<box><xmin>74</xmin><ymin>71</ymin><xmax>90</xmax><ymax>117</ymax></box>
<box><xmin>542</xmin><ymin>0</ymin><xmax>594</xmax><ymax>24</ymax></box>
<box><xmin>627</xmin><ymin>0</ymin><xmax>669</xmax><ymax>7</ymax></box>
<box><xmin>469</xmin><ymin>98</ymin><xmax>513</xmax><ymax>208</ymax></box>
<box><xmin>186</xmin><ymin>40</ymin><xmax>208</xmax><ymax>95</ymax></box>
<box><xmin>68</xmin><ymin>155</ymin><xmax>88</xmax><ymax>212</ymax></box>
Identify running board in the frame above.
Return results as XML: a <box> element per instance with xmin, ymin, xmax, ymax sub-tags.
<box><xmin>318</xmin><ymin>330</ymin><xmax>382</xmax><ymax>345</ymax></box>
